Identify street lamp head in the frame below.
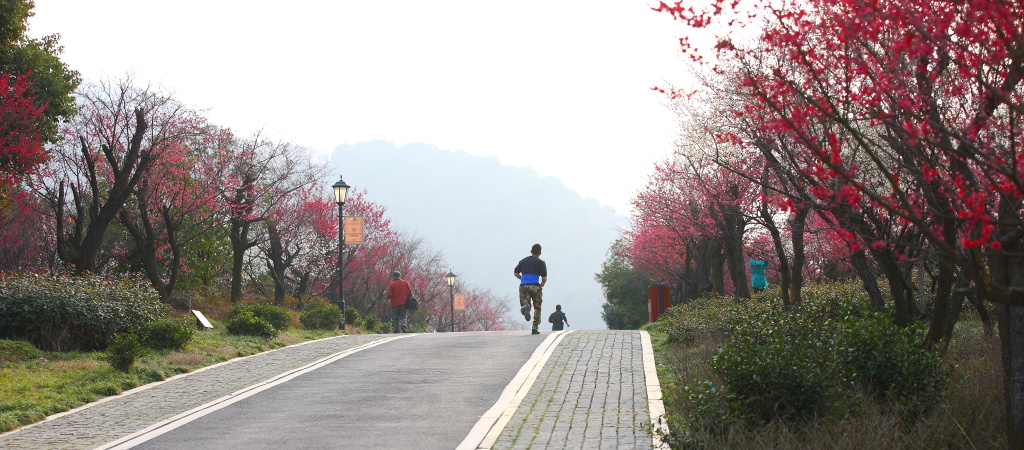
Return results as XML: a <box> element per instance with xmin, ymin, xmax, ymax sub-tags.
<box><xmin>445</xmin><ymin>271</ymin><xmax>456</xmax><ymax>286</ymax></box>
<box><xmin>332</xmin><ymin>176</ymin><xmax>351</xmax><ymax>205</ymax></box>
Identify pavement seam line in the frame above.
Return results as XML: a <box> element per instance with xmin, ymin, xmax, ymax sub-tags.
<box><xmin>0</xmin><ymin>333</ymin><xmax>383</xmax><ymax>441</ymax></box>
<box><xmin>93</xmin><ymin>334</ymin><xmax>412</xmax><ymax>450</ymax></box>
<box><xmin>641</xmin><ymin>330</ymin><xmax>670</xmax><ymax>449</ymax></box>
<box><xmin>456</xmin><ymin>330</ymin><xmax>573</xmax><ymax>450</ymax></box>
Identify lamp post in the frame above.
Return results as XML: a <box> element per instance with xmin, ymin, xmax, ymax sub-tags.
<box><xmin>445</xmin><ymin>271</ymin><xmax>456</xmax><ymax>332</ymax></box>
<box><xmin>332</xmin><ymin>176</ymin><xmax>351</xmax><ymax>327</ymax></box>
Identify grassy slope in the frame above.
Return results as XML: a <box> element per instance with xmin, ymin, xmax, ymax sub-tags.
<box><xmin>0</xmin><ymin>326</ymin><xmax>348</xmax><ymax>433</ymax></box>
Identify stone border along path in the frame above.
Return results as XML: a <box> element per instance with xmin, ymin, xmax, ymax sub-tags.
<box><xmin>477</xmin><ymin>330</ymin><xmax>669</xmax><ymax>450</ymax></box>
<box><xmin>0</xmin><ymin>334</ymin><xmax>394</xmax><ymax>450</ymax></box>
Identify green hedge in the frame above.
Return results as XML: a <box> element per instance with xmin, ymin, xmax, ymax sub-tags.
<box><xmin>137</xmin><ymin>318</ymin><xmax>195</xmax><ymax>351</ymax></box>
<box><xmin>662</xmin><ymin>282</ymin><xmax>948</xmax><ymax>438</ymax></box>
<box><xmin>299</xmin><ymin>304</ymin><xmax>343</xmax><ymax>330</ymax></box>
<box><xmin>226</xmin><ymin>303</ymin><xmax>291</xmax><ymax>332</ymax></box>
<box><xmin>225</xmin><ymin>310</ymin><xmax>278</xmax><ymax>338</ymax></box>
<box><xmin>0</xmin><ymin>274</ymin><xmax>166</xmax><ymax>351</ymax></box>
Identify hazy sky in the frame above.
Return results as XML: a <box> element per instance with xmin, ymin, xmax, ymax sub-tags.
<box><xmin>29</xmin><ymin>1</ymin><xmax>689</xmax><ymax>216</ymax></box>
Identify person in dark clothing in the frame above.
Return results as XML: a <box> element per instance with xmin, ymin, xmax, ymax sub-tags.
<box><xmin>548</xmin><ymin>304</ymin><xmax>569</xmax><ymax>331</ymax></box>
<box><xmin>514</xmin><ymin>243</ymin><xmax>547</xmax><ymax>335</ymax></box>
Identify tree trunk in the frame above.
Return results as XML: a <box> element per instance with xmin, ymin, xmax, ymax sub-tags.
<box><xmin>265</xmin><ymin>220</ymin><xmax>289</xmax><ymax>307</ymax></box>
<box><xmin>762</xmin><ymin>202</ymin><xmax>791</xmax><ymax>305</ymax></box>
<box><xmin>995</xmin><ymin>303</ymin><xmax>1024</xmax><ymax>449</ymax></box>
<box><xmin>926</xmin><ymin>254</ymin><xmax>958</xmax><ymax>345</ymax></box>
<box><xmin>721</xmin><ymin>209</ymin><xmax>749</xmax><ymax>300</ymax></box>
<box><xmin>849</xmin><ymin>249</ymin><xmax>886</xmax><ymax>311</ymax></box>
<box><xmin>873</xmin><ymin>249</ymin><xmax>919</xmax><ymax>326</ymax></box>
<box><xmin>789</xmin><ymin>208</ymin><xmax>808</xmax><ymax>305</ymax></box>
<box><xmin>229</xmin><ymin>219</ymin><xmax>249</xmax><ymax>303</ymax></box>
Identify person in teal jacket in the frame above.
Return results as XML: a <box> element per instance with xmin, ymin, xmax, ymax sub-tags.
<box><xmin>749</xmin><ymin>252</ymin><xmax>769</xmax><ymax>293</ymax></box>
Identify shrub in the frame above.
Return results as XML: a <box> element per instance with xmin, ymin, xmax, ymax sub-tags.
<box><xmin>225</xmin><ymin>310</ymin><xmax>278</xmax><ymax>338</ymax></box>
<box><xmin>138</xmin><ymin>318</ymin><xmax>195</xmax><ymax>351</ymax></box>
<box><xmin>680</xmin><ymin>379</ymin><xmax>743</xmax><ymax>431</ymax></box>
<box><xmin>344</xmin><ymin>307</ymin><xmax>359</xmax><ymax>326</ymax></box>
<box><xmin>299</xmin><ymin>304</ymin><xmax>343</xmax><ymax>330</ymax></box>
<box><xmin>106</xmin><ymin>332</ymin><xmax>146</xmax><ymax>372</ymax></box>
<box><xmin>669</xmin><ymin>282</ymin><xmax>949</xmax><ymax>434</ymax></box>
<box><xmin>249</xmin><ymin>304</ymin><xmax>292</xmax><ymax>331</ymax></box>
<box><xmin>227</xmin><ymin>303</ymin><xmax>291</xmax><ymax>332</ymax></box>
<box><xmin>836</xmin><ymin>312</ymin><xmax>948</xmax><ymax>420</ymax></box>
<box><xmin>362</xmin><ymin>313</ymin><xmax>381</xmax><ymax>331</ymax></box>
<box><xmin>0</xmin><ymin>274</ymin><xmax>167</xmax><ymax>351</ymax></box>
<box><xmin>649</xmin><ymin>295</ymin><xmax>737</xmax><ymax>345</ymax></box>
<box><xmin>713</xmin><ymin>309</ymin><xmax>834</xmax><ymax>423</ymax></box>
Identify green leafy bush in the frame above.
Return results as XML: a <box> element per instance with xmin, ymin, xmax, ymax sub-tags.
<box><xmin>837</xmin><ymin>311</ymin><xmax>947</xmax><ymax>420</ymax></box>
<box><xmin>227</xmin><ymin>304</ymin><xmax>291</xmax><ymax>331</ymax></box>
<box><xmin>343</xmin><ymin>307</ymin><xmax>359</xmax><ymax>326</ymax></box>
<box><xmin>667</xmin><ymin>282</ymin><xmax>949</xmax><ymax>434</ymax></box>
<box><xmin>299</xmin><ymin>304</ymin><xmax>343</xmax><ymax>330</ymax></box>
<box><xmin>251</xmin><ymin>304</ymin><xmax>292</xmax><ymax>331</ymax></box>
<box><xmin>713</xmin><ymin>309</ymin><xmax>834</xmax><ymax>423</ymax></box>
<box><xmin>106</xmin><ymin>332</ymin><xmax>146</xmax><ymax>372</ymax></box>
<box><xmin>361</xmin><ymin>313</ymin><xmax>380</xmax><ymax>331</ymax></box>
<box><xmin>226</xmin><ymin>310</ymin><xmax>278</xmax><ymax>338</ymax></box>
<box><xmin>648</xmin><ymin>295</ymin><xmax>736</xmax><ymax>345</ymax></box>
<box><xmin>138</xmin><ymin>318</ymin><xmax>195</xmax><ymax>351</ymax></box>
<box><xmin>0</xmin><ymin>274</ymin><xmax>167</xmax><ymax>351</ymax></box>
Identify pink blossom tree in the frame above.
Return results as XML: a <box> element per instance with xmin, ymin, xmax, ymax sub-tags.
<box><xmin>656</xmin><ymin>0</ymin><xmax>1024</xmax><ymax>443</ymax></box>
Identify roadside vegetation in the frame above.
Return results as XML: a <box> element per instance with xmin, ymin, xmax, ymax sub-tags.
<box><xmin>0</xmin><ymin>273</ymin><xmax>403</xmax><ymax>434</ymax></box>
<box><xmin>646</xmin><ymin>282</ymin><xmax>1004</xmax><ymax>449</ymax></box>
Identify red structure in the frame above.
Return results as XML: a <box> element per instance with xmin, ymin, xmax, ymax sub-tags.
<box><xmin>648</xmin><ymin>285</ymin><xmax>671</xmax><ymax>322</ymax></box>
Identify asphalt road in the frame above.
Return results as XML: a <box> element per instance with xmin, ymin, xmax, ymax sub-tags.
<box><xmin>131</xmin><ymin>331</ymin><xmax>543</xmax><ymax>450</ymax></box>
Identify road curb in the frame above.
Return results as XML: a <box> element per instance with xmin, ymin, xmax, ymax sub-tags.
<box><xmin>457</xmin><ymin>330</ymin><xmax>573</xmax><ymax>450</ymax></box>
<box><xmin>641</xmin><ymin>330</ymin><xmax>670</xmax><ymax>449</ymax></box>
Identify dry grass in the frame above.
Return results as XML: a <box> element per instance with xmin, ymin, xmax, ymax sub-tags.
<box><xmin>49</xmin><ymin>359</ymin><xmax>106</xmax><ymax>371</ymax></box>
<box><xmin>655</xmin><ymin>320</ymin><xmax>1007</xmax><ymax>449</ymax></box>
<box><xmin>162</xmin><ymin>351</ymin><xmax>207</xmax><ymax>367</ymax></box>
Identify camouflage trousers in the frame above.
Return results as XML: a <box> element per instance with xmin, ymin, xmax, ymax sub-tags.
<box><xmin>519</xmin><ymin>285</ymin><xmax>543</xmax><ymax>329</ymax></box>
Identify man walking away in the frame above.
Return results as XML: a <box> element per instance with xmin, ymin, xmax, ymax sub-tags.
<box><xmin>548</xmin><ymin>304</ymin><xmax>569</xmax><ymax>331</ymax></box>
<box><xmin>386</xmin><ymin>271</ymin><xmax>411</xmax><ymax>333</ymax></box>
<box><xmin>514</xmin><ymin>243</ymin><xmax>547</xmax><ymax>335</ymax></box>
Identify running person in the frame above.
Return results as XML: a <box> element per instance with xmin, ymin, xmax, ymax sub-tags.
<box><xmin>514</xmin><ymin>243</ymin><xmax>547</xmax><ymax>335</ymax></box>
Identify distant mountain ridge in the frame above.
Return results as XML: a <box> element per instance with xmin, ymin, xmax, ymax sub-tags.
<box><xmin>328</xmin><ymin>140</ymin><xmax>627</xmax><ymax>330</ymax></box>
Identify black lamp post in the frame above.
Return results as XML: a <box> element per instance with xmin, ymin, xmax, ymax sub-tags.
<box><xmin>332</xmin><ymin>176</ymin><xmax>351</xmax><ymax>327</ymax></box>
<box><xmin>445</xmin><ymin>271</ymin><xmax>456</xmax><ymax>332</ymax></box>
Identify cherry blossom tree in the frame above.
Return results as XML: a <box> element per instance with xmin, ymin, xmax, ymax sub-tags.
<box><xmin>656</xmin><ymin>0</ymin><xmax>1024</xmax><ymax>443</ymax></box>
<box><xmin>39</xmin><ymin>77</ymin><xmax>207</xmax><ymax>274</ymax></box>
<box><xmin>212</xmin><ymin>131</ymin><xmax>326</xmax><ymax>302</ymax></box>
<box><xmin>115</xmin><ymin>125</ymin><xmax>232</xmax><ymax>301</ymax></box>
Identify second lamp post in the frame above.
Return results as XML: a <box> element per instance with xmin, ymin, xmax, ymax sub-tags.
<box><xmin>332</xmin><ymin>176</ymin><xmax>351</xmax><ymax>324</ymax></box>
<box><xmin>445</xmin><ymin>271</ymin><xmax>456</xmax><ymax>332</ymax></box>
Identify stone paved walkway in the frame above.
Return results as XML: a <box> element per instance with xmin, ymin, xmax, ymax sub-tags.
<box><xmin>490</xmin><ymin>330</ymin><xmax>652</xmax><ymax>450</ymax></box>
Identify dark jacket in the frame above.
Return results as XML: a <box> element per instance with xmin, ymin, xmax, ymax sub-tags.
<box><xmin>548</xmin><ymin>310</ymin><xmax>568</xmax><ymax>330</ymax></box>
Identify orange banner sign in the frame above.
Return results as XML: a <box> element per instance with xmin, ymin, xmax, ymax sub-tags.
<box><xmin>344</xmin><ymin>216</ymin><xmax>364</xmax><ymax>245</ymax></box>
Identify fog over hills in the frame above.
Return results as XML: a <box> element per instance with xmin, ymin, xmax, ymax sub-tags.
<box><xmin>328</xmin><ymin>141</ymin><xmax>627</xmax><ymax>330</ymax></box>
